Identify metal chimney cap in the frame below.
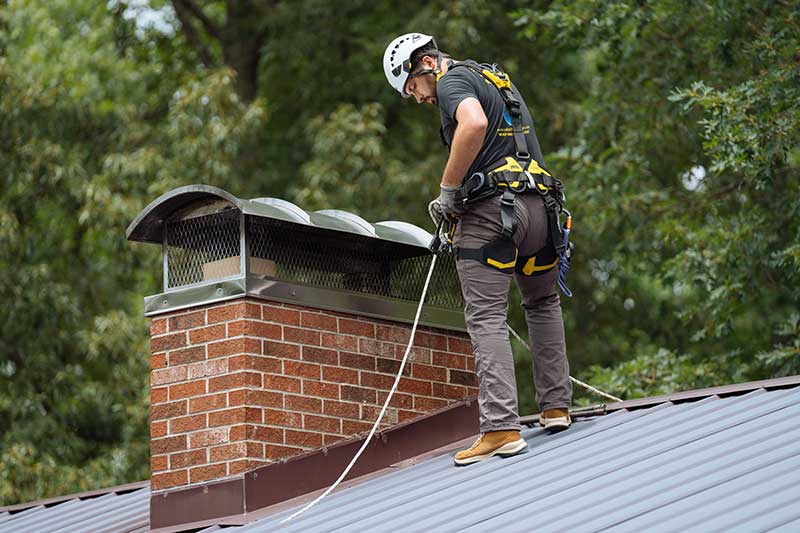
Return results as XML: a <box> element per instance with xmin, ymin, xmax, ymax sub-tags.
<box><xmin>126</xmin><ymin>184</ymin><xmax>433</xmax><ymax>249</ymax></box>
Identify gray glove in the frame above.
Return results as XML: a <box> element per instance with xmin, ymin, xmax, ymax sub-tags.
<box><xmin>438</xmin><ymin>185</ymin><xmax>468</xmax><ymax>218</ymax></box>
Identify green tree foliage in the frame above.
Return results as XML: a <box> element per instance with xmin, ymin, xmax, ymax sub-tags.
<box><xmin>0</xmin><ymin>0</ymin><xmax>797</xmax><ymax>504</ymax></box>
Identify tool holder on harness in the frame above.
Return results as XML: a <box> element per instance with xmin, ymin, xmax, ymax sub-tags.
<box><xmin>447</xmin><ymin>62</ymin><xmax>573</xmax><ymax>295</ymax></box>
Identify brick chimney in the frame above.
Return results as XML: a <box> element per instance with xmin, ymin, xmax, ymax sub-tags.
<box><xmin>127</xmin><ymin>185</ymin><xmax>477</xmax><ymax>504</ymax></box>
<box><xmin>148</xmin><ymin>298</ymin><xmax>476</xmax><ymax>492</ymax></box>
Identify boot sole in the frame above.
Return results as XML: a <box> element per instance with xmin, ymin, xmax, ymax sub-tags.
<box><xmin>454</xmin><ymin>439</ymin><xmax>528</xmax><ymax>466</ymax></box>
<box><xmin>540</xmin><ymin>417</ymin><xmax>571</xmax><ymax>432</ymax></box>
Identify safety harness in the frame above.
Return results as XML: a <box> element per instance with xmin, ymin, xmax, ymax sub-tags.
<box><xmin>444</xmin><ymin>62</ymin><xmax>573</xmax><ymax>295</ymax></box>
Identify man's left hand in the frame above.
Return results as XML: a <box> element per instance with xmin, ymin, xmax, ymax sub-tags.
<box><xmin>439</xmin><ymin>185</ymin><xmax>468</xmax><ymax>218</ymax></box>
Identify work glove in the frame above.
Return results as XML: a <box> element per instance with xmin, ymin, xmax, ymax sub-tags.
<box><xmin>438</xmin><ymin>185</ymin><xmax>468</xmax><ymax>219</ymax></box>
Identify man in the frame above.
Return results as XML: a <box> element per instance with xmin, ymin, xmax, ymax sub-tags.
<box><xmin>383</xmin><ymin>33</ymin><xmax>572</xmax><ymax>465</ymax></box>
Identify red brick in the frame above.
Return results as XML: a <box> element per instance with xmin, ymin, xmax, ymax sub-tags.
<box><xmin>169</xmin><ymin>380</ymin><xmax>207</xmax><ymax>400</ymax></box>
<box><xmin>303</xmin><ymin>380</ymin><xmax>340</xmax><ymax>399</ymax></box>
<box><xmin>209</xmin><ymin>442</ymin><xmax>247</xmax><ymax>462</ymax></box>
<box><xmin>189</xmin><ymin>393</ymin><xmax>227</xmax><ymax>413</ymax></box>
<box><xmin>151</xmin><ymin>332</ymin><xmax>186</xmax><ymax>353</ymax></box>
<box><xmin>284</xmin><ymin>360</ymin><xmax>321</xmax><ymax>380</ymax></box>
<box><xmin>151</xmin><ymin>420</ymin><xmax>167</xmax><ymax>438</ymax></box>
<box><xmin>208</xmin><ymin>407</ymin><xmax>247</xmax><ymax>427</ymax></box>
<box><xmin>169</xmin><ymin>346</ymin><xmax>206</xmax><ymax>366</ymax></box>
<box><xmin>377</xmin><ymin>391</ymin><xmax>414</xmax><ymax>410</ymax></box>
<box><xmin>339</xmin><ymin>351</ymin><xmax>375</xmax><ymax>371</ymax></box>
<box><xmin>398</xmin><ymin>410</ymin><xmax>419</xmax><ymax>422</ymax></box>
<box><xmin>284</xmin><ymin>327</ymin><xmax>320</xmax><ymax>345</ymax></box>
<box><xmin>208</xmin><ymin>372</ymin><xmax>261</xmax><ymax>392</ymax></box>
<box><xmin>170</xmin><ymin>449</ymin><xmax>206</xmax><ymax>469</ymax></box>
<box><xmin>412</xmin><ymin>363</ymin><xmax>448</xmax><ymax>382</ymax></box>
<box><xmin>361</xmin><ymin>405</ymin><xmax>398</xmax><ymax>425</ymax></box>
<box><xmin>432</xmin><ymin>351</ymin><xmax>467</xmax><ymax>370</ymax></box>
<box><xmin>448</xmin><ymin>336</ymin><xmax>473</xmax><ymax>355</ymax></box>
<box><xmin>375</xmin><ymin>357</ymin><xmax>411</xmax><ymax>376</ymax></box>
<box><xmin>229</xmin><ymin>424</ymin><xmax>283</xmax><ymax>443</ymax></box>
<box><xmin>265</xmin><ymin>444</ymin><xmax>303</xmax><ymax>460</ymax></box>
<box><xmin>358</xmin><ymin>338</ymin><xmax>396</xmax><ymax>358</ymax></box>
<box><xmin>230</xmin><ymin>389</ymin><xmax>283</xmax><ymax>408</ymax></box>
<box><xmin>151</xmin><ymin>455</ymin><xmax>168</xmax><ymax>472</ymax></box>
<box><xmin>285</xmin><ymin>429</ymin><xmax>323</xmax><ymax>448</ymax></box>
<box><xmin>207</xmin><ymin>301</ymin><xmax>260</xmax><ymax>324</ymax></box>
<box><xmin>150</xmin><ymin>318</ymin><xmax>167</xmax><ymax>336</ymax></box>
<box><xmin>189</xmin><ymin>428</ymin><xmax>229</xmax><ymax>448</ymax></box>
<box><xmin>400</xmin><ymin>346</ymin><xmax>432</xmax><ymax>364</ymax></box>
<box><xmin>415</xmin><ymin>332</ymin><xmax>448</xmax><ymax>350</ymax></box>
<box><xmin>398</xmin><ymin>377</ymin><xmax>432</xmax><ymax>396</ymax></box>
<box><xmin>301</xmin><ymin>312</ymin><xmax>338</xmax><ymax>332</ymax></box>
<box><xmin>339</xmin><ymin>318</ymin><xmax>375</xmax><ymax>337</ymax></box>
<box><xmin>320</xmin><ymin>333</ymin><xmax>358</xmax><ymax>351</ymax></box>
<box><xmin>152</xmin><ymin>400</ymin><xmax>187</xmax><ymax>420</ymax></box>
<box><xmin>263</xmin><ymin>340</ymin><xmax>301</xmax><ymax>359</ymax></box>
<box><xmin>190</xmin><ymin>463</ymin><xmax>227</xmax><ymax>484</ymax></box>
<box><xmin>151</xmin><ymin>386</ymin><xmax>168</xmax><ymax>405</ymax></box>
<box><xmin>323</xmin><ymin>400</ymin><xmax>360</xmax><ymax>419</ymax></box>
<box><xmin>360</xmin><ymin>372</ymin><xmax>394</xmax><ymax>390</ymax></box>
<box><xmin>262</xmin><ymin>304</ymin><xmax>300</xmax><ymax>325</ymax></box>
<box><xmin>228</xmin><ymin>354</ymin><xmax>280</xmax><ymax>373</ymax></box>
<box><xmin>264</xmin><ymin>408</ymin><xmax>302</xmax><ymax>427</ymax></box>
<box><xmin>376</xmin><ymin>325</ymin><xmax>411</xmax><ymax>344</ymax></box>
<box><xmin>341</xmin><ymin>385</ymin><xmax>377</xmax><ymax>404</ymax></box>
<box><xmin>230</xmin><ymin>459</ymin><xmax>270</xmax><ymax>475</ymax></box>
<box><xmin>228</xmin><ymin>320</ymin><xmax>282</xmax><ymax>340</ymax></box>
<box><xmin>170</xmin><ymin>414</ymin><xmax>207</xmax><ymax>434</ymax></box>
<box><xmin>342</xmin><ymin>420</ymin><xmax>373</xmax><ymax>434</ymax></box>
<box><xmin>190</xmin><ymin>324</ymin><xmax>226</xmax><ymax>344</ymax></box>
<box><xmin>322</xmin><ymin>366</ymin><xmax>359</xmax><ymax>385</ymax></box>
<box><xmin>414</xmin><ymin>396</ymin><xmax>448</xmax><ymax>412</ymax></box>
<box><xmin>152</xmin><ymin>366</ymin><xmax>187</xmax><ymax>386</ymax></box>
<box><xmin>303</xmin><ymin>414</ymin><xmax>341</xmax><ymax>433</ymax></box>
<box><xmin>449</xmin><ymin>369</ymin><xmax>477</xmax><ymax>387</ymax></box>
<box><xmin>169</xmin><ymin>311</ymin><xmax>205</xmax><ymax>331</ymax></box>
<box><xmin>208</xmin><ymin>338</ymin><xmax>261</xmax><ymax>359</ymax></box>
<box><xmin>323</xmin><ymin>434</ymin><xmax>348</xmax><ymax>446</ymax></box>
<box><xmin>188</xmin><ymin>359</ymin><xmax>228</xmax><ymax>379</ymax></box>
<box><xmin>151</xmin><ymin>353</ymin><xmax>167</xmax><ymax>369</ymax></box>
<box><xmin>302</xmin><ymin>346</ymin><xmax>338</xmax><ymax>365</ymax></box>
<box><xmin>245</xmin><ymin>441</ymin><xmax>265</xmax><ymax>457</ymax></box>
<box><xmin>151</xmin><ymin>435</ymin><xmax>187</xmax><ymax>455</ymax></box>
<box><xmin>433</xmin><ymin>382</ymin><xmax>467</xmax><ymax>400</ymax></box>
<box><xmin>263</xmin><ymin>374</ymin><xmax>302</xmax><ymax>393</ymax></box>
<box><xmin>151</xmin><ymin>470</ymin><xmax>188</xmax><ymax>491</ymax></box>
<box><xmin>286</xmin><ymin>394</ymin><xmax>322</xmax><ymax>413</ymax></box>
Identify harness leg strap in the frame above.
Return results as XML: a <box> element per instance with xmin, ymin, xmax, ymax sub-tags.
<box><xmin>499</xmin><ymin>189</ymin><xmax>517</xmax><ymax>240</ymax></box>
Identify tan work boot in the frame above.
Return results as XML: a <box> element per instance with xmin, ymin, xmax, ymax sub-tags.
<box><xmin>454</xmin><ymin>430</ymin><xmax>527</xmax><ymax>466</ymax></box>
<box><xmin>540</xmin><ymin>408</ymin><xmax>571</xmax><ymax>432</ymax></box>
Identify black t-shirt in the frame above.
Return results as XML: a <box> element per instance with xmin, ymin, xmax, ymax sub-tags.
<box><xmin>436</xmin><ymin>59</ymin><xmax>545</xmax><ymax>180</ymax></box>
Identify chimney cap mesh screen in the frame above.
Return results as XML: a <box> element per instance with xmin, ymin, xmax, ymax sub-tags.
<box><xmin>161</xmin><ymin>205</ymin><xmax>461</xmax><ymax>309</ymax></box>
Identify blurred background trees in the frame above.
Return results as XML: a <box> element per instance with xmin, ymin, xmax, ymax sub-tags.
<box><xmin>0</xmin><ymin>0</ymin><xmax>797</xmax><ymax>503</ymax></box>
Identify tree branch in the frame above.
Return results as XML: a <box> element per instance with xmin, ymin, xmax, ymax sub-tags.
<box><xmin>173</xmin><ymin>0</ymin><xmax>222</xmax><ymax>40</ymax></box>
<box><xmin>172</xmin><ymin>0</ymin><xmax>216</xmax><ymax>68</ymax></box>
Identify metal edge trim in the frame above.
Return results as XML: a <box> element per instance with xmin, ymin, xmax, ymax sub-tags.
<box><xmin>143</xmin><ymin>277</ymin><xmax>466</xmax><ymax>331</ymax></box>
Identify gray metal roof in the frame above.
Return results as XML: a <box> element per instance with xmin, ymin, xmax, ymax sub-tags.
<box><xmin>3</xmin><ymin>384</ymin><xmax>799</xmax><ymax>532</ymax></box>
<box><xmin>220</xmin><ymin>384</ymin><xmax>800</xmax><ymax>532</ymax></box>
<box><xmin>125</xmin><ymin>184</ymin><xmax>433</xmax><ymax>249</ymax></box>
<box><xmin>0</xmin><ymin>485</ymin><xmax>149</xmax><ymax>533</ymax></box>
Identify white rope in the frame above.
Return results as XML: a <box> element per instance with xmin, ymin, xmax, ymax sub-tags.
<box><xmin>506</xmin><ymin>323</ymin><xmax>622</xmax><ymax>403</ymax></box>
<box><xmin>280</xmin><ymin>254</ymin><xmax>439</xmax><ymax>525</ymax></box>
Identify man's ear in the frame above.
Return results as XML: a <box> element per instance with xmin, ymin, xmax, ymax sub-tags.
<box><xmin>424</xmin><ymin>54</ymin><xmax>438</xmax><ymax>69</ymax></box>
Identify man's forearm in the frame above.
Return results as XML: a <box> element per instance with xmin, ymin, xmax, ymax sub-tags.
<box><xmin>440</xmin><ymin>122</ymin><xmax>486</xmax><ymax>187</ymax></box>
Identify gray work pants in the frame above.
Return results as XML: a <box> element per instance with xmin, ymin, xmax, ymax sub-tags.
<box><xmin>453</xmin><ymin>192</ymin><xmax>572</xmax><ymax>433</ymax></box>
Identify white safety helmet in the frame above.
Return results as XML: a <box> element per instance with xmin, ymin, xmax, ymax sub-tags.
<box><xmin>383</xmin><ymin>32</ymin><xmax>436</xmax><ymax>98</ymax></box>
